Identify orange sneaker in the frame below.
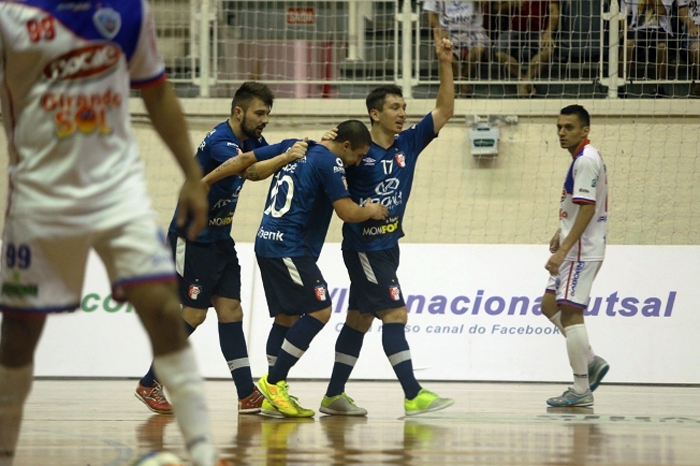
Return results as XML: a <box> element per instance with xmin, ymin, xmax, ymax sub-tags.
<box><xmin>135</xmin><ymin>381</ymin><xmax>173</xmax><ymax>414</ymax></box>
<box><xmin>238</xmin><ymin>386</ymin><xmax>265</xmax><ymax>414</ymax></box>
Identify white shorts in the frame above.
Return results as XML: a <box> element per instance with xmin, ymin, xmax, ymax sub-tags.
<box><xmin>545</xmin><ymin>260</ymin><xmax>602</xmax><ymax>309</ymax></box>
<box><xmin>0</xmin><ymin>213</ymin><xmax>175</xmax><ymax>313</ymax></box>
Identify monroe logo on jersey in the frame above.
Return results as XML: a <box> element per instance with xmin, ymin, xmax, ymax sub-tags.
<box><xmin>93</xmin><ymin>7</ymin><xmax>122</xmax><ymax>39</ymax></box>
<box><xmin>188</xmin><ymin>284</ymin><xmax>202</xmax><ymax>300</ymax></box>
<box><xmin>394</xmin><ymin>152</ymin><xmax>406</xmax><ymax>168</ymax></box>
<box><xmin>314</xmin><ymin>285</ymin><xmax>327</xmax><ymax>301</ymax></box>
<box><xmin>43</xmin><ymin>43</ymin><xmax>121</xmax><ymax>81</ymax></box>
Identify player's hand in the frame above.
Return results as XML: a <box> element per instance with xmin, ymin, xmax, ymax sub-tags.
<box><xmin>177</xmin><ymin>177</ymin><xmax>208</xmax><ymax>240</ymax></box>
<box><xmin>433</xmin><ymin>28</ymin><xmax>453</xmax><ymax>64</ymax></box>
<box><xmin>545</xmin><ymin>251</ymin><xmax>565</xmax><ymax>276</ymax></box>
<box><xmin>367</xmin><ymin>203</ymin><xmax>389</xmax><ymax>220</ymax></box>
<box><xmin>549</xmin><ymin>229</ymin><xmax>560</xmax><ymax>253</ymax></box>
<box><xmin>286</xmin><ymin>137</ymin><xmax>308</xmax><ymax>162</ymax></box>
<box><xmin>540</xmin><ymin>31</ymin><xmax>555</xmax><ymax>49</ymax></box>
<box><xmin>321</xmin><ymin>128</ymin><xmax>337</xmax><ymax>141</ymax></box>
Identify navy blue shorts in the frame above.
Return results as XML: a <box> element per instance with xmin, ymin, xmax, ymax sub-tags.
<box><xmin>343</xmin><ymin>246</ymin><xmax>405</xmax><ymax>314</ymax></box>
<box><xmin>169</xmin><ymin>232</ymin><xmax>241</xmax><ymax>308</ymax></box>
<box><xmin>256</xmin><ymin>254</ymin><xmax>331</xmax><ymax>317</ymax></box>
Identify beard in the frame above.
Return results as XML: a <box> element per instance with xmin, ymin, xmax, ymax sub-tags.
<box><xmin>241</xmin><ymin>114</ymin><xmax>263</xmax><ymax>140</ymax></box>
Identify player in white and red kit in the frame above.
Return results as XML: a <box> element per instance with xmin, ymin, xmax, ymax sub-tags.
<box><xmin>0</xmin><ymin>2</ymin><xmax>228</xmax><ymax>465</ymax></box>
<box><xmin>542</xmin><ymin>105</ymin><xmax>610</xmax><ymax>408</ymax></box>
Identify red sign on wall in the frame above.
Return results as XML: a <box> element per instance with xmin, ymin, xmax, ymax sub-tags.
<box><xmin>286</xmin><ymin>7</ymin><xmax>316</xmax><ymax>25</ymax></box>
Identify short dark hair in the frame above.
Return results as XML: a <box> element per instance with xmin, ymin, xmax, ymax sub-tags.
<box><xmin>366</xmin><ymin>85</ymin><xmax>403</xmax><ymax>125</ymax></box>
<box><xmin>560</xmin><ymin>105</ymin><xmax>590</xmax><ymax>127</ymax></box>
<box><xmin>231</xmin><ymin>82</ymin><xmax>274</xmax><ymax>114</ymax></box>
<box><xmin>335</xmin><ymin>119</ymin><xmax>371</xmax><ymax>150</ymax></box>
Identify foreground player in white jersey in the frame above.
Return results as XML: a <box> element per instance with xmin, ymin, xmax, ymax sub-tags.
<box><xmin>542</xmin><ymin>105</ymin><xmax>609</xmax><ymax>408</ymax></box>
<box><xmin>0</xmin><ymin>2</ymin><xmax>229</xmax><ymax>465</ymax></box>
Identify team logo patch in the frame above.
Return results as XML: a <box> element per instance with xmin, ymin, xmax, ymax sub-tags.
<box><xmin>188</xmin><ymin>284</ymin><xmax>202</xmax><ymax>300</ymax></box>
<box><xmin>93</xmin><ymin>7</ymin><xmax>121</xmax><ymax>39</ymax></box>
<box><xmin>389</xmin><ymin>285</ymin><xmax>401</xmax><ymax>301</ymax></box>
<box><xmin>314</xmin><ymin>285</ymin><xmax>327</xmax><ymax>301</ymax></box>
<box><xmin>394</xmin><ymin>152</ymin><xmax>406</xmax><ymax>168</ymax></box>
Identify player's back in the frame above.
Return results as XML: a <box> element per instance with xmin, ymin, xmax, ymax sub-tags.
<box><xmin>0</xmin><ymin>1</ymin><xmax>165</xmax><ymax>223</ymax></box>
<box><xmin>255</xmin><ymin>144</ymin><xmax>349</xmax><ymax>259</ymax></box>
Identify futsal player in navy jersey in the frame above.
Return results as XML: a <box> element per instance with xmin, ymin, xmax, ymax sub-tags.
<box><xmin>252</xmin><ymin>120</ymin><xmax>389</xmax><ymax>418</ymax></box>
<box><xmin>320</xmin><ymin>34</ymin><xmax>457</xmax><ymax>417</ymax></box>
<box><xmin>135</xmin><ymin>82</ymin><xmax>308</xmax><ymax>416</ymax></box>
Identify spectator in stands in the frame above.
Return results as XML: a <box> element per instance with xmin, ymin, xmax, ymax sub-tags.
<box><xmin>679</xmin><ymin>0</ymin><xmax>700</xmax><ymax>95</ymax></box>
<box><xmin>494</xmin><ymin>1</ymin><xmax>560</xmax><ymax>97</ymax></box>
<box><xmin>423</xmin><ymin>1</ymin><xmax>491</xmax><ymax>97</ymax></box>
<box><xmin>620</xmin><ymin>0</ymin><xmax>677</xmax><ymax>97</ymax></box>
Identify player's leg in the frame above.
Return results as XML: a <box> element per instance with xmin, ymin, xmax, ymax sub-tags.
<box><xmin>96</xmin><ymin>219</ymin><xmax>220</xmax><ymax>466</ymax></box>
<box><xmin>0</xmin><ymin>314</ymin><xmax>46</xmax><ymax>460</ymax></box>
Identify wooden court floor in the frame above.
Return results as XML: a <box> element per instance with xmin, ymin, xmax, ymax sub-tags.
<box><xmin>11</xmin><ymin>379</ymin><xmax>700</xmax><ymax>465</ymax></box>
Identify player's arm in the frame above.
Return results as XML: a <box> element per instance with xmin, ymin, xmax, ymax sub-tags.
<box><xmin>545</xmin><ymin>204</ymin><xmax>595</xmax><ymax>275</ymax></box>
<box><xmin>431</xmin><ymin>29</ymin><xmax>455</xmax><ymax>134</ymax></box>
<box><xmin>201</xmin><ymin>151</ymin><xmax>259</xmax><ymax>187</ymax></box>
<box><xmin>243</xmin><ymin>138</ymin><xmax>309</xmax><ymax>181</ymax></box>
<box><xmin>140</xmin><ymin>81</ymin><xmax>207</xmax><ymax>239</ymax></box>
<box><xmin>426</xmin><ymin>11</ymin><xmax>448</xmax><ymax>40</ymax></box>
<box><xmin>541</xmin><ymin>2</ymin><xmax>560</xmax><ymax>48</ymax></box>
<box><xmin>549</xmin><ymin>228</ymin><xmax>562</xmax><ymax>253</ymax></box>
<box><xmin>332</xmin><ymin>198</ymin><xmax>388</xmax><ymax>223</ymax></box>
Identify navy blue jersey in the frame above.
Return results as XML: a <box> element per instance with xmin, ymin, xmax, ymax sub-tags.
<box><xmin>254</xmin><ymin>140</ymin><xmax>350</xmax><ymax>259</ymax></box>
<box><xmin>342</xmin><ymin>113</ymin><xmax>436</xmax><ymax>252</ymax></box>
<box><xmin>169</xmin><ymin>121</ymin><xmax>269</xmax><ymax>242</ymax></box>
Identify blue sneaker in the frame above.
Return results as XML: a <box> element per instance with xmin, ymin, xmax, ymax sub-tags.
<box><xmin>588</xmin><ymin>356</ymin><xmax>609</xmax><ymax>392</ymax></box>
<box><xmin>547</xmin><ymin>387</ymin><xmax>594</xmax><ymax>407</ymax></box>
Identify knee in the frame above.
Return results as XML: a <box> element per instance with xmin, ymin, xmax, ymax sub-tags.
<box><xmin>377</xmin><ymin>307</ymin><xmax>408</xmax><ymax>324</ymax></box>
<box><xmin>215</xmin><ymin>301</ymin><xmax>243</xmax><ymax>323</ymax></box>
<box><xmin>183</xmin><ymin>307</ymin><xmax>207</xmax><ymax>327</ymax></box>
<box><xmin>310</xmin><ymin>307</ymin><xmax>332</xmax><ymax>324</ymax></box>
<box><xmin>345</xmin><ymin>311</ymin><xmax>374</xmax><ymax>333</ymax></box>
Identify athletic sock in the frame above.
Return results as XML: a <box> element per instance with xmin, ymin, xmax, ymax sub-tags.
<box><xmin>218</xmin><ymin>321</ymin><xmax>255</xmax><ymax>399</ymax></box>
<box><xmin>152</xmin><ymin>346</ymin><xmax>216</xmax><ymax>466</ymax></box>
<box><xmin>0</xmin><ymin>364</ymin><xmax>33</xmax><ymax>458</ymax></box>
<box><xmin>326</xmin><ymin>324</ymin><xmax>365</xmax><ymax>397</ymax></box>
<box><xmin>382</xmin><ymin>323</ymin><xmax>421</xmax><ymax>400</ymax></box>
<box><xmin>565</xmin><ymin>323</ymin><xmax>591</xmax><ymax>394</ymax></box>
<box><xmin>268</xmin><ymin>315</ymin><xmax>325</xmax><ymax>385</ymax></box>
<box><xmin>549</xmin><ymin>311</ymin><xmax>566</xmax><ymax>335</ymax></box>
<box><xmin>140</xmin><ymin>319</ymin><xmax>196</xmax><ymax>387</ymax></box>
<box><xmin>266</xmin><ymin>323</ymin><xmax>289</xmax><ymax>373</ymax></box>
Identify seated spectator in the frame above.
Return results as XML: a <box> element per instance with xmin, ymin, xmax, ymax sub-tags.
<box><xmin>424</xmin><ymin>1</ymin><xmax>491</xmax><ymax>97</ymax></box>
<box><xmin>679</xmin><ymin>0</ymin><xmax>700</xmax><ymax>95</ymax></box>
<box><xmin>620</xmin><ymin>0</ymin><xmax>677</xmax><ymax>97</ymax></box>
<box><xmin>494</xmin><ymin>1</ymin><xmax>560</xmax><ymax>97</ymax></box>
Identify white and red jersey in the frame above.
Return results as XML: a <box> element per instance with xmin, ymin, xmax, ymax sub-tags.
<box><xmin>558</xmin><ymin>140</ymin><xmax>608</xmax><ymax>261</ymax></box>
<box><xmin>0</xmin><ymin>0</ymin><xmax>166</xmax><ymax>224</ymax></box>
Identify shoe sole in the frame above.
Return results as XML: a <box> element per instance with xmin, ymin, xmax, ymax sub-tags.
<box><xmin>134</xmin><ymin>392</ymin><xmax>172</xmax><ymax>415</ymax></box>
<box><xmin>589</xmin><ymin>364</ymin><xmax>609</xmax><ymax>392</ymax></box>
<box><xmin>319</xmin><ymin>407</ymin><xmax>367</xmax><ymax>416</ymax></box>
<box><xmin>239</xmin><ymin>408</ymin><xmax>262</xmax><ymax>414</ymax></box>
<box><xmin>259</xmin><ymin>408</ymin><xmax>286</xmax><ymax>419</ymax></box>
<box><xmin>405</xmin><ymin>399</ymin><xmax>455</xmax><ymax>417</ymax></box>
<box><xmin>546</xmin><ymin>400</ymin><xmax>594</xmax><ymax>408</ymax></box>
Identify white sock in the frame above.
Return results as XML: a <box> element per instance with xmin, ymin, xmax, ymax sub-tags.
<box><xmin>153</xmin><ymin>347</ymin><xmax>217</xmax><ymax>466</ymax></box>
<box><xmin>565</xmin><ymin>324</ymin><xmax>590</xmax><ymax>394</ymax></box>
<box><xmin>0</xmin><ymin>364</ymin><xmax>33</xmax><ymax>459</ymax></box>
<box><xmin>549</xmin><ymin>311</ymin><xmax>566</xmax><ymax>336</ymax></box>
<box><xmin>587</xmin><ymin>345</ymin><xmax>596</xmax><ymax>366</ymax></box>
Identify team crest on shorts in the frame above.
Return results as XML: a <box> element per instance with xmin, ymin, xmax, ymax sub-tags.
<box><xmin>388</xmin><ymin>285</ymin><xmax>401</xmax><ymax>301</ymax></box>
<box><xmin>314</xmin><ymin>285</ymin><xmax>327</xmax><ymax>301</ymax></box>
<box><xmin>188</xmin><ymin>284</ymin><xmax>202</xmax><ymax>300</ymax></box>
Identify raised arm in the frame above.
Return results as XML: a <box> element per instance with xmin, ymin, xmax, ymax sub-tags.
<box><xmin>431</xmin><ymin>30</ymin><xmax>455</xmax><ymax>134</ymax></box>
<box><xmin>140</xmin><ymin>80</ymin><xmax>207</xmax><ymax>239</ymax></box>
<box><xmin>201</xmin><ymin>151</ymin><xmax>259</xmax><ymax>187</ymax></box>
<box><xmin>243</xmin><ymin>139</ymin><xmax>308</xmax><ymax>181</ymax></box>
<box><xmin>332</xmin><ymin>198</ymin><xmax>388</xmax><ymax>223</ymax></box>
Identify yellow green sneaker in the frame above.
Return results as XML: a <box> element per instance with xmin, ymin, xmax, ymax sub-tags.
<box><xmin>320</xmin><ymin>393</ymin><xmax>368</xmax><ymax>416</ymax></box>
<box><xmin>260</xmin><ymin>399</ymin><xmax>285</xmax><ymax>419</ymax></box>
<box><xmin>257</xmin><ymin>374</ymin><xmax>315</xmax><ymax>418</ymax></box>
<box><xmin>404</xmin><ymin>389</ymin><xmax>454</xmax><ymax>416</ymax></box>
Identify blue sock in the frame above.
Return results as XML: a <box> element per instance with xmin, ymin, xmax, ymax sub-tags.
<box><xmin>382</xmin><ymin>323</ymin><xmax>421</xmax><ymax>400</ymax></box>
<box><xmin>268</xmin><ymin>315</ymin><xmax>325</xmax><ymax>384</ymax></box>
<box><xmin>326</xmin><ymin>324</ymin><xmax>365</xmax><ymax>397</ymax></box>
<box><xmin>266</xmin><ymin>323</ymin><xmax>290</xmax><ymax>373</ymax></box>
<box><xmin>140</xmin><ymin>320</ymin><xmax>196</xmax><ymax>386</ymax></box>
<box><xmin>219</xmin><ymin>321</ymin><xmax>255</xmax><ymax>399</ymax></box>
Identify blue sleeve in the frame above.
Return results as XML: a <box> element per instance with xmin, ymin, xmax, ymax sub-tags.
<box><xmin>317</xmin><ymin>155</ymin><xmax>351</xmax><ymax>203</ymax></box>
<box><xmin>210</xmin><ymin>140</ymin><xmax>243</xmax><ymax>164</ymax></box>
<box><xmin>253</xmin><ymin>138</ymin><xmax>299</xmax><ymax>162</ymax></box>
<box><xmin>397</xmin><ymin>113</ymin><xmax>436</xmax><ymax>160</ymax></box>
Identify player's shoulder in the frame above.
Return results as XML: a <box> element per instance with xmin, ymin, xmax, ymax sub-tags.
<box><xmin>579</xmin><ymin>144</ymin><xmax>603</xmax><ymax>162</ymax></box>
